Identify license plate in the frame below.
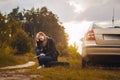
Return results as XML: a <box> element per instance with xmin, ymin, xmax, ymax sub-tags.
<box><xmin>103</xmin><ymin>34</ymin><xmax>120</xmax><ymax>40</ymax></box>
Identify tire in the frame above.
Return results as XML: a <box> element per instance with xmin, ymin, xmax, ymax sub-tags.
<box><xmin>82</xmin><ymin>58</ymin><xmax>87</xmax><ymax>68</ymax></box>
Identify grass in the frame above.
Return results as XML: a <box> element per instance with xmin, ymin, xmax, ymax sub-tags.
<box><xmin>26</xmin><ymin>57</ymin><xmax>120</xmax><ymax>80</ymax></box>
<box><xmin>0</xmin><ymin>53</ymin><xmax>19</xmax><ymax>67</ymax></box>
<box><xmin>0</xmin><ymin>52</ymin><xmax>34</xmax><ymax>67</ymax></box>
<box><xmin>1</xmin><ymin>53</ymin><xmax>120</xmax><ymax>80</ymax></box>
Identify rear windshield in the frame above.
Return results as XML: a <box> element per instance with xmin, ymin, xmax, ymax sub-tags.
<box><xmin>93</xmin><ymin>26</ymin><xmax>120</xmax><ymax>29</ymax></box>
<box><xmin>105</xmin><ymin>26</ymin><xmax>120</xmax><ymax>28</ymax></box>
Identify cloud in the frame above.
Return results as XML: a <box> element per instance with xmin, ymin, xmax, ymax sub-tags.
<box><xmin>0</xmin><ymin>0</ymin><xmax>18</xmax><ymax>12</ymax></box>
<box><xmin>0</xmin><ymin>0</ymin><xmax>120</xmax><ymax>25</ymax></box>
<box><xmin>66</xmin><ymin>0</ymin><xmax>120</xmax><ymax>26</ymax></box>
<box><xmin>67</xmin><ymin>1</ymin><xmax>85</xmax><ymax>13</ymax></box>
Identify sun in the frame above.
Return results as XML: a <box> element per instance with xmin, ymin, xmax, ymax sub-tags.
<box><xmin>63</xmin><ymin>21</ymin><xmax>92</xmax><ymax>53</ymax></box>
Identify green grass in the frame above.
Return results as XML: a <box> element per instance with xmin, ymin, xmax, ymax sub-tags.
<box><xmin>0</xmin><ymin>52</ymin><xmax>34</xmax><ymax>67</ymax></box>
<box><xmin>26</xmin><ymin>57</ymin><xmax>120</xmax><ymax>80</ymax></box>
<box><xmin>1</xmin><ymin>53</ymin><xmax>120</xmax><ymax>80</ymax></box>
<box><xmin>0</xmin><ymin>53</ymin><xmax>19</xmax><ymax>67</ymax></box>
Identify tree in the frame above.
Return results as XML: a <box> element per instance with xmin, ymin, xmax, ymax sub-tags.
<box><xmin>22</xmin><ymin>7</ymin><xmax>68</xmax><ymax>55</ymax></box>
<box><xmin>8</xmin><ymin>7</ymin><xmax>24</xmax><ymax>21</ymax></box>
<box><xmin>11</xmin><ymin>29</ymin><xmax>32</xmax><ymax>54</ymax></box>
<box><xmin>0</xmin><ymin>13</ymin><xmax>8</xmax><ymax>47</ymax></box>
<box><xmin>0</xmin><ymin>6</ymin><xmax>69</xmax><ymax>55</ymax></box>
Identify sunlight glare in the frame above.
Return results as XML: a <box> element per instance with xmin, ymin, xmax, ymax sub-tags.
<box><xmin>63</xmin><ymin>21</ymin><xmax>93</xmax><ymax>53</ymax></box>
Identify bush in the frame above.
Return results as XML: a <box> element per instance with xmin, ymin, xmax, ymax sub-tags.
<box><xmin>11</xmin><ymin>29</ymin><xmax>32</xmax><ymax>54</ymax></box>
<box><xmin>0</xmin><ymin>52</ymin><xmax>18</xmax><ymax>67</ymax></box>
<box><xmin>68</xmin><ymin>43</ymin><xmax>81</xmax><ymax>59</ymax></box>
<box><xmin>56</xmin><ymin>42</ymin><xmax>69</xmax><ymax>57</ymax></box>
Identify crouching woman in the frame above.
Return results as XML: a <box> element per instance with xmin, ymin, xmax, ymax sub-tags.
<box><xmin>35</xmin><ymin>32</ymin><xmax>59</xmax><ymax>69</ymax></box>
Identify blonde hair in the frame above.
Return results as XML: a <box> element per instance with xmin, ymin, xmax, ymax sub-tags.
<box><xmin>35</xmin><ymin>32</ymin><xmax>47</xmax><ymax>40</ymax></box>
<box><xmin>35</xmin><ymin>31</ymin><xmax>48</xmax><ymax>47</ymax></box>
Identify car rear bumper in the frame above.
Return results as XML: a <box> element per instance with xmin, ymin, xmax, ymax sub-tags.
<box><xmin>85</xmin><ymin>45</ymin><xmax>120</xmax><ymax>55</ymax></box>
<box><xmin>84</xmin><ymin>55</ymin><xmax>120</xmax><ymax>65</ymax></box>
<box><xmin>82</xmin><ymin>45</ymin><xmax>120</xmax><ymax>65</ymax></box>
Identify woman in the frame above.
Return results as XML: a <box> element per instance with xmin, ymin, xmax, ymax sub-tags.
<box><xmin>35</xmin><ymin>32</ymin><xmax>59</xmax><ymax>69</ymax></box>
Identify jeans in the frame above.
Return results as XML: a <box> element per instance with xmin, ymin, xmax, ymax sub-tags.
<box><xmin>38</xmin><ymin>56</ymin><xmax>53</xmax><ymax>66</ymax></box>
<box><xmin>35</xmin><ymin>48</ymin><xmax>53</xmax><ymax>66</ymax></box>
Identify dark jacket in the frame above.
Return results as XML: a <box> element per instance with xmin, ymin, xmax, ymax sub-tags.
<box><xmin>36</xmin><ymin>37</ymin><xmax>59</xmax><ymax>61</ymax></box>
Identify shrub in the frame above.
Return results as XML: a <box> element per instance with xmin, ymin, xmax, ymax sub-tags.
<box><xmin>68</xmin><ymin>43</ymin><xmax>81</xmax><ymax>59</ymax></box>
<box><xmin>11</xmin><ymin>29</ymin><xmax>32</xmax><ymax>54</ymax></box>
<box><xmin>0</xmin><ymin>52</ymin><xmax>18</xmax><ymax>67</ymax></box>
<box><xmin>56</xmin><ymin>42</ymin><xmax>69</xmax><ymax>57</ymax></box>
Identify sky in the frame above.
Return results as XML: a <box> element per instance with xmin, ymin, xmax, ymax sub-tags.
<box><xmin>0</xmin><ymin>0</ymin><xmax>120</xmax><ymax>52</ymax></box>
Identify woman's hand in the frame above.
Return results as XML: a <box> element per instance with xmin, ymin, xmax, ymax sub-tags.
<box><xmin>40</xmin><ymin>53</ymin><xmax>45</xmax><ymax>56</ymax></box>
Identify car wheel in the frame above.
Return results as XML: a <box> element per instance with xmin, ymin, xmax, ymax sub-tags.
<box><xmin>82</xmin><ymin>58</ymin><xmax>87</xmax><ymax>68</ymax></box>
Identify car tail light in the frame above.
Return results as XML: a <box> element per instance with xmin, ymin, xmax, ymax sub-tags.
<box><xmin>85</xmin><ymin>29</ymin><xmax>95</xmax><ymax>41</ymax></box>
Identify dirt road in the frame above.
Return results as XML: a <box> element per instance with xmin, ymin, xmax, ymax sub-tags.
<box><xmin>0</xmin><ymin>61</ymin><xmax>42</xmax><ymax>80</ymax></box>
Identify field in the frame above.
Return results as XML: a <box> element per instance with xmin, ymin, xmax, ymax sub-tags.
<box><xmin>1</xmin><ymin>56</ymin><xmax>120</xmax><ymax>80</ymax></box>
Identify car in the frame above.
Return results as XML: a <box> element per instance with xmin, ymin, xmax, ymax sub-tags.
<box><xmin>81</xmin><ymin>23</ymin><xmax>120</xmax><ymax>67</ymax></box>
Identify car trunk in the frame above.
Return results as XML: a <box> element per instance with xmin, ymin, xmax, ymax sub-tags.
<box><xmin>94</xmin><ymin>28</ymin><xmax>120</xmax><ymax>45</ymax></box>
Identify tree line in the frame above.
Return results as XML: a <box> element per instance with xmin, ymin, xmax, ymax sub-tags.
<box><xmin>0</xmin><ymin>6</ymin><xmax>69</xmax><ymax>56</ymax></box>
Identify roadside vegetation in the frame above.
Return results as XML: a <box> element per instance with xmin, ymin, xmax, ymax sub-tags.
<box><xmin>0</xmin><ymin>6</ymin><xmax>68</xmax><ymax>67</ymax></box>
<box><xmin>29</xmin><ymin>57</ymin><xmax>120</xmax><ymax>80</ymax></box>
<box><xmin>1</xmin><ymin>55</ymin><xmax>120</xmax><ymax>80</ymax></box>
<box><xmin>0</xmin><ymin>6</ymin><xmax>120</xmax><ymax>80</ymax></box>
